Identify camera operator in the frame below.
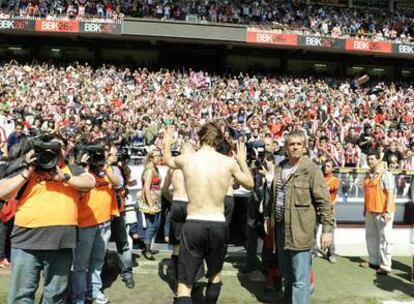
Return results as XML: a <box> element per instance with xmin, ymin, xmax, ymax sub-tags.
<box><xmin>72</xmin><ymin>141</ymin><xmax>123</xmax><ymax>304</ymax></box>
<box><xmin>108</xmin><ymin>145</ymin><xmax>135</xmax><ymax>289</ymax></box>
<box><xmin>0</xmin><ymin>137</ymin><xmax>95</xmax><ymax>304</ymax></box>
<box><xmin>241</xmin><ymin>144</ymin><xmax>265</xmax><ymax>274</ymax></box>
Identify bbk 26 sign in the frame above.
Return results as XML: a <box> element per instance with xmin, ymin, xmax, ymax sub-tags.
<box><xmin>299</xmin><ymin>36</ymin><xmax>345</xmax><ymax>50</ymax></box>
<box><xmin>0</xmin><ymin>19</ymin><xmax>34</xmax><ymax>30</ymax></box>
<box><xmin>393</xmin><ymin>44</ymin><xmax>414</xmax><ymax>56</ymax></box>
<box><xmin>35</xmin><ymin>20</ymin><xmax>80</xmax><ymax>33</ymax></box>
<box><xmin>80</xmin><ymin>22</ymin><xmax>121</xmax><ymax>34</ymax></box>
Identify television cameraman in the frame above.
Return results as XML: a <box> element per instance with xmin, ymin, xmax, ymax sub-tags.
<box><xmin>109</xmin><ymin>145</ymin><xmax>135</xmax><ymax>289</ymax></box>
<box><xmin>241</xmin><ymin>142</ymin><xmax>266</xmax><ymax>274</ymax></box>
<box><xmin>72</xmin><ymin>141</ymin><xmax>123</xmax><ymax>304</ymax></box>
<box><xmin>0</xmin><ymin>135</ymin><xmax>95</xmax><ymax>304</ymax></box>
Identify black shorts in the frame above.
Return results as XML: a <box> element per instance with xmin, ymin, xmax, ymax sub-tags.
<box><xmin>178</xmin><ymin>220</ymin><xmax>228</xmax><ymax>285</ymax></box>
<box><xmin>169</xmin><ymin>200</ymin><xmax>188</xmax><ymax>245</ymax></box>
<box><xmin>224</xmin><ymin>195</ymin><xmax>235</xmax><ymax>227</ymax></box>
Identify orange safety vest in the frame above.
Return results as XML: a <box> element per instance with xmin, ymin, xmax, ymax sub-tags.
<box><xmin>363</xmin><ymin>172</ymin><xmax>395</xmax><ymax>213</ymax></box>
<box><xmin>78</xmin><ymin>169</ymin><xmax>119</xmax><ymax>228</ymax></box>
<box><xmin>324</xmin><ymin>175</ymin><xmax>340</xmax><ymax>204</ymax></box>
<box><xmin>15</xmin><ymin>166</ymin><xmax>80</xmax><ymax>228</ymax></box>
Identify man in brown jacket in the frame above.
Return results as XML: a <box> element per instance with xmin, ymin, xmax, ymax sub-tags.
<box><xmin>264</xmin><ymin>130</ymin><xmax>334</xmax><ymax>304</ymax></box>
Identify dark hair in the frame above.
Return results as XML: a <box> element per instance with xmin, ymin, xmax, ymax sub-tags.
<box><xmin>367</xmin><ymin>149</ymin><xmax>380</xmax><ymax>159</ymax></box>
<box><xmin>198</xmin><ymin>122</ymin><xmax>223</xmax><ymax>149</ymax></box>
<box><xmin>320</xmin><ymin>136</ymin><xmax>328</xmax><ymax>142</ymax></box>
<box><xmin>322</xmin><ymin>159</ymin><xmax>334</xmax><ymax>172</ymax></box>
<box><xmin>264</xmin><ymin>153</ymin><xmax>274</xmax><ymax>162</ymax></box>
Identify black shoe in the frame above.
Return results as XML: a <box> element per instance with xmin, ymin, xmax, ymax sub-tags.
<box><xmin>123</xmin><ymin>277</ymin><xmax>135</xmax><ymax>289</ymax></box>
<box><xmin>239</xmin><ymin>266</ymin><xmax>255</xmax><ymax>274</ymax></box>
<box><xmin>150</xmin><ymin>249</ymin><xmax>159</xmax><ymax>255</ymax></box>
<box><xmin>143</xmin><ymin>250</ymin><xmax>155</xmax><ymax>261</ymax></box>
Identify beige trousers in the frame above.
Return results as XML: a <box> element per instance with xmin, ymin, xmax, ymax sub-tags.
<box><xmin>365</xmin><ymin>212</ymin><xmax>394</xmax><ymax>272</ymax></box>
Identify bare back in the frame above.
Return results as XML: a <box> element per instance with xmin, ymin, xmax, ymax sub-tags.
<box><xmin>171</xmin><ymin>169</ymin><xmax>188</xmax><ymax>201</ymax></box>
<box><xmin>177</xmin><ymin>149</ymin><xmax>235</xmax><ymax>219</ymax></box>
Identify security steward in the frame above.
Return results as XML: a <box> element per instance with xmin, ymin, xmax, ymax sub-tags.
<box><xmin>72</xmin><ymin>142</ymin><xmax>122</xmax><ymax>304</ymax></box>
<box><xmin>0</xmin><ymin>137</ymin><xmax>95</xmax><ymax>304</ymax></box>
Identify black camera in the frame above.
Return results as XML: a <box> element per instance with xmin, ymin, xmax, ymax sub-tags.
<box><xmin>0</xmin><ymin>135</ymin><xmax>61</xmax><ymax>177</ymax></box>
<box><xmin>32</xmin><ymin>139</ymin><xmax>62</xmax><ymax>172</ymax></box>
<box><xmin>171</xmin><ymin>150</ymin><xmax>180</xmax><ymax>157</ymax></box>
<box><xmin>118</xmin><ymin>147</ymin><xmax>130</xmax><ymax>162</ymax></box>
<box><xmin>246</xmin><ymin>142</ymin><xmax>265</xmax><ymax>166</ymax></box>
<box><xmin>75</xmin><ymin>144</ymin><xmax>106</xmax><ymax>167</ymax></box>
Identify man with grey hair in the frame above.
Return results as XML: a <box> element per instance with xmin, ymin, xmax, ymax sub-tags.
<box><xmin>265</xmin><ymin>130</ymin><xmax>334</xmax><ymax>304</ymax></box>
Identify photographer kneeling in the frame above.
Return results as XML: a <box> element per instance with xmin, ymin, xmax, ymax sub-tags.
<box><xmin>72</xmin><ymin>142</ymin><xmax>122</xmax><ymax>304</ymax></box>
<box><xmin>0</xmin><ymin>136</ymin><xmax>95</xmax><ymax>304</ymax></box>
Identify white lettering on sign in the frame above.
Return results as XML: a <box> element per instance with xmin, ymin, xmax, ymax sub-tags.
<box><xmin>0</xmin><ymin>20</ymin><xmax>14</xmax><ymax>29</ymax></box>
<box><xmin>84</xmin><ymin>23</ymin><xmax>102</xmax><ymax>32</ymax></box>
<box><xmin>306</xmin><ymin>37</ymin><xmax>322</xmax><ymax>46</ymax></box>
<box><xmin>398</xmin><ymin>45</ymin><xmax>414</xmax><ymax>55</ymax></box>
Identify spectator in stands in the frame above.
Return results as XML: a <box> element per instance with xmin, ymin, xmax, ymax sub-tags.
<box><xmin>0</xmin><ymin>60</ymin><xmax>413</xmax><ymax>173</ymax></box>
<box><xmin>7</xmin><ymin>123</ymin><xmax>24</xmax><ymax>151</ymax></box>
<box><xmin>384</xmin><ymin>140</ymin><xmax>403</xmax><ymax>168</ymax></box>
<box><xmin>358</xmin><ymin>125</ymin><xmax>375</xmax><ymax>167</ymax></box>
<box><xmin>0</xmin><ymin>123</ymin><xmax>7</xmax><ymax>159</ymax></box>
<box><xmin>0</xmin><ymin>2</ymin><xmax>414</xmax><ymax>42</ymax></box>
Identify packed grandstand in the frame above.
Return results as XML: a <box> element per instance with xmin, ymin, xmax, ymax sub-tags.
<box><xmin>0</xmin><ymin>62</ymin><xmax>413</xmax><ymax>172</ymax></box>
<box><xmin>0</xmin><ymin>1</ymin><xmax>413</xmax><ymax>303</ymax></box>
<box><xmin>0</xmin><ymin>0</ymin><xmax>414</xmax><ymax>43</ymax></box>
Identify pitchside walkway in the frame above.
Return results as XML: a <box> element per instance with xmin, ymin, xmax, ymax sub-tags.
<box><xmin>0</xmin><ymin>253</ymin><xmax>413</xmax><ymax>304</ymax></box>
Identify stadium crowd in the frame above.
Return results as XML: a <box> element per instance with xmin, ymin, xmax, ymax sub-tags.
<box><xmin>0</xmin><ymin>59</ymin><xmax>411</xmax><ymax>303</ymax></box>
<box><xmin>0</xmin><ymin>61</ymin><xmax>413</xmax><ymax>170</ymax></box>
<box><xmin>0</xmin><ymin>1</ymin><xmax>413</xmax><ymax>43</ymax></box>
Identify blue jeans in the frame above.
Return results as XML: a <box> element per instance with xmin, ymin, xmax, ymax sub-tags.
<box><xmin>144</xmin><ymin>213</ymin><xmax>161</xmax><ymax>245</ymax></box>
<box><xmin>129</xmin><ymin>211</ymin><xmax>145</xmax><ymax>239</ymax></box>
<box><xmin>8</xmin><ymin>248</ymin><xmax>72</xmax><ymax>304</ymax></box>
<box><xmin>276</xmin><ymin>223</ymin><xmax>312</xmax><ymax>304</ymax></box>
<box><xmin>72</xmin><ymin>221</ymin><xmax>111</xmax><ymax>304</ymax></box>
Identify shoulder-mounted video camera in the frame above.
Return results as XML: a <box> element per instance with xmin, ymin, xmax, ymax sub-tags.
<box><xmin>32</xmin><ymin>139</ymin><xmax>62</xmax><ymax>172</ymax></box>
<box><xmin>0</xmin><ymin>135</ymin><xmax>62</xmax><ymax>178</ymax></box>
<box><xmin>75</xmin><ymin>144</ymin><xmax>106</xmax><ymax>167</ymax></box>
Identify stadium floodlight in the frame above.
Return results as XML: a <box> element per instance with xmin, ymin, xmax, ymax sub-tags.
<box><xmin>314</xmin><ymin>64</ymin><xmax>327</xmax><ymax>68</ymax></box>
<box><xmin>51</xmin><ymin>48</ymin><xmax>61</xmax><ymax>52</ymax></box>
<box><xmin>373</xmin><ymin>68</ymin><xmax>384</xmax><ymax>72</ymax></box>
<box><xmin>352</xmin><ymin>66</ymin><xmax>364</xmax><ymax>71</ymax></box>
<box><xmin>8</xmin><ymin>47</ymin><xmax>22</xmax><ymax>51</ymax></box>
<box><xmin>402</xmin><ymin>70</ymin><xmax>411</xmax><ymax>74</ymax></box>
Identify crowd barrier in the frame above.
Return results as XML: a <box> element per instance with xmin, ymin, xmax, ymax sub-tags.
<box><xmin>125</xmin><ymin>165</ymin><xmax>414</xmax><ymax>227</ymax></box>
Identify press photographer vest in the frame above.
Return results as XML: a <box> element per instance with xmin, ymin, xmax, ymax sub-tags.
<box><xmin>363</xmin><ymin>172</ymin><xmax>395</xmax><ymax>213</ymax></box>
<box><xmin>78</xmin><ymin>167</ymin><xmax>119</xmax><ymax>228</ymax></box>
<box><xmin>15</xmin><ymin>165</ymin><xmax>79</xmax><ymax>228</ymax></box>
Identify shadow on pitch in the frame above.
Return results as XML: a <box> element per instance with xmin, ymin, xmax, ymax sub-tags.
<box><xmin>342</xmin><ymin>256</ymin><xmax>414</xmax><ymax>297</ymax></box>
<box><xmin>374</xmin><ymin>273</ymin><xmax>414</xmax><ymax>297</ymax></box>
<box><xmin>225</xmin><ymin>255</ymin><xmax>284</xmax><ymax>304</ymax></box>
<box><xmin>391</xmin><ymin>259</ymin><xmax>413</xmax><ymax>282</ymax></box>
